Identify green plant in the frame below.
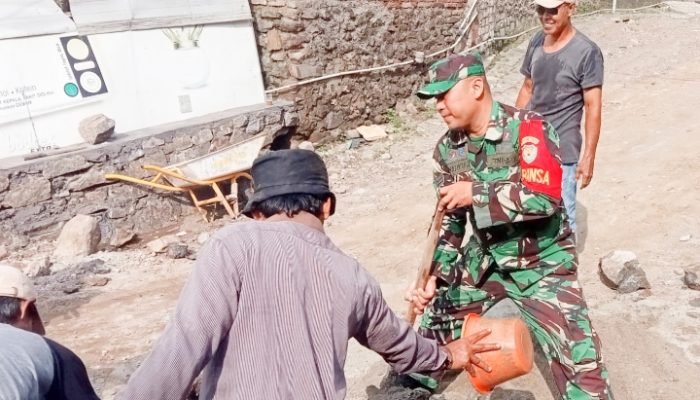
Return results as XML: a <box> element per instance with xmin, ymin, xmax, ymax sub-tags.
<box><xmin>386</xmin><ymin>107</ymin><xmax>405</xmax><ymax>133</ymax></box>
<box><xmin>575</xmin><ymin>2</ymin><xmax>597</xmax><ymax>14</ymax></box>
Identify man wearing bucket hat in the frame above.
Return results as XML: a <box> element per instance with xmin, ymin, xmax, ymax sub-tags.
<box><xmin>404</xmin><ymin>51</ymin><xmax>613</xmax><ymax>399</ymax></box>
<box><xmin>0</xmin><ymin>263</ymin><xmax>100</xmax><ymax>400</ymax></box>
<box><xmin>516</xmin><ymin>0</ymin><xmax>604</xmax><ymax>237</ymax></box>
<box><xmin>119</xmin><ymin>149</ymin><xmax>500</xmax><ymax>400</ymax></box>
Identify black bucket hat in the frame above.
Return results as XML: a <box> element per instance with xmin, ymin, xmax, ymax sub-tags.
<box><xmin>242</xmin><ymin>149</ymin><xmax>335</xmax><ymax>217</ymax></box>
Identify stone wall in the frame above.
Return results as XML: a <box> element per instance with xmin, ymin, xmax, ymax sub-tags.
<box><xmin>0</xmin><ymin>102</ymin><xmax>298</xmax><ymax>250</ymax></box>
<box><xmin>251</xmin><ymin>0</ymin><xmax>601</xmax><ymax>142</ymax></box>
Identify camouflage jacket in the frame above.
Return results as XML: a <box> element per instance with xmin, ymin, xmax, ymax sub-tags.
<box><xmin>431</xmin><ymin>101</ymin><xmax>576</xmax><ymax>289</ymax></box>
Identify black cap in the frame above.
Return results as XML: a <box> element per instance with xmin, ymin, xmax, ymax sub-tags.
<box><xmin>242</xmin><ymin>149</ymin><xmax>335</xmax><ymax>217</ymax></box>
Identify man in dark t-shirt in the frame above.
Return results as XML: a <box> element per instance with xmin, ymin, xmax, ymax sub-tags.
<box><xmin>516</xmin><ymin>0</ymin><xmax>604</xmax><ymax>237</ymax></box>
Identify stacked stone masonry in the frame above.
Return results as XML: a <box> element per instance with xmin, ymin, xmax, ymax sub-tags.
<box><xmin>251</xmin><ymin>0</ymin><xmax>599</xmax><ymax>141</ymax></box>
<box><xmin>0</xmin><ymin>102</ymin><xmax>298</xmax><ymax>250</ymax></box>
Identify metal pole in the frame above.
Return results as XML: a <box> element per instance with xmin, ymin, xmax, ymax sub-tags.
<box><xmin>612</xmin><ymin>0</ymin><xmax>618</xmax><ymax>13</ymax></box>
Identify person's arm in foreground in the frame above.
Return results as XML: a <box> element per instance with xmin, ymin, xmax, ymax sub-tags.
<box><xmin>117</xmin><ymin>238</ymin><xmax>240</xmax><ymax>400</ymax></box>
<box><xmin>355</xmin><ymin>271</ymin><xmax>499</xmax><ymax>375</ymax></box>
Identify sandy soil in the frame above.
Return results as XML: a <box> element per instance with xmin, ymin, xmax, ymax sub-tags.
<box><xmin>16</xmin><ymin>9</ymin><xmax>700</xmax><ymax>400</ymax></box>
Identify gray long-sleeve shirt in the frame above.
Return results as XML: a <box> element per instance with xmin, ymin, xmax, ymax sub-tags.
<box><xmin>119</xmin><ymin>217</ymin><xmax>446</xmax><ymax>400</ymax></box>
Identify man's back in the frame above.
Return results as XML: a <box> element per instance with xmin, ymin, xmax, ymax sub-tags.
<box><xmin>121</xmin><ymin>219</ymin><xmax>443</xmax><ymax>400</ymax></box>
<box><xmin>0</xmin><ymin>324</ymin><xmax>55</xmax><ymax>400</ymax></box>
<box><xmin>206</xmin><ymin>220</ymin><xmax>362</xmax><ymax>398</ymax></box>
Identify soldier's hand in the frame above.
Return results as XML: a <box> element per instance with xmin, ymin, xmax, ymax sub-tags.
<box><xmin>576</xmin><ymin>155</ymin><xmax>595</xmax><ymax>189</ymax></box>
<box><xmin>442</xmin><ymin>329</ymin><xmax>500</xmax><ymax>374</ymax></box>
<box><xmin>405</xmin><ymin>276</ymin><xmax>437</xmax><ymax>315</ymax></box>
<box><xmin>438</xmin><ymin>181</ymin><xmax>473</xmax><ymax>211</ymax></box>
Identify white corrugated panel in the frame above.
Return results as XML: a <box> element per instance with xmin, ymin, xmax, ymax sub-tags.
<box><xmin>0</xmin><ymin>0</ymin><xmax>76</xmax><ymax>40</ymax></box>
<box><xmin>70</xmin><ymin>0</ymin><xmax>253</xmax><ymax>35</ymax></box>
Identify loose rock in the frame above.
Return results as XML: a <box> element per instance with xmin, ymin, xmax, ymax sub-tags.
<box><xmin>54</xmin><ymin>215</ymin><xmax>101</xmax><ymax>258</ymax></box>
<box><xmin>683</xmin><ymin>267</ymin><xmax>700</xmax><ymax>291</ymax></box>
<box><xmin>598</xmin><ymin>250</ymin><xmax>651</xmax><ymax>294</ymax></box>
<box><xmin>345</xmin><ymin>129</ymin><xmax>361</xmax><ymax>139</ymax></box>
<box><xmin>75</xmin><ymin>259</ymin><xmax>110</xmax><ymax>275</ymax></box>
<box><xmin>146</xmin><ymin>235</ymin><xmax>180</xmax><ymax>253</ymax></box>
<box><xmin>26</xmin><ymin>257</ymin><xmax>52</xmax><ymax>278</ymax></box>
<box><xmin>166</xmin><ymin>243</ymin><xmax>189</xmax><ymax>259</ymax></box>
<box><xmin>108</xmin><ymin>229</ymin><xmax>136</xmax><ymax>248</ymax></box>
<box><xmin>33</xmin><ymin>258</ymin><xmax>110</xmax><ymax>295</ymax></box>
<box><xmin>357</xmin><ymin>125</ymin><xmax>387</xmax><ymax>142</ymax></box>
<box><xmin>79</xmin><ymin>114</ymin><xmax>115</xmax><ymax>144</ymax></box>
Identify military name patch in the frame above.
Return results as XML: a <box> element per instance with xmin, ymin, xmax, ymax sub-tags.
<box><xmin>486</xmin><ymin>153</ymin><xmax>518</xmax><ymax>169</ymax></box>
<box><xmin>446</xmin><ymin>159</ymin><xmax>470</xmax><ymax>174</ymax></box>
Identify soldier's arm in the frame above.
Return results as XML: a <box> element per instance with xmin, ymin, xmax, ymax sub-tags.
<box><xmin>431</xmin><ymin>144</ymin><xmax>467</xmax><ymax>282</ymax></box>
<box><xmin>471</xmin><ymin>120</ymin><xmax>562</xmax><ymax>229</ymax></box>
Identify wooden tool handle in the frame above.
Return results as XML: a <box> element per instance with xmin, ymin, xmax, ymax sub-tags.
<box><xmin>406</xmin><ymin>204</ymin><xmax>446</xmax><ymax>324</ymax></box>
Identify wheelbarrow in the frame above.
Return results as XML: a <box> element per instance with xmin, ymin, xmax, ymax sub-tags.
<box><xmin>105</xmin><ymin>133</ymin><xmax>266</xmax><ymax>222</ymax></box>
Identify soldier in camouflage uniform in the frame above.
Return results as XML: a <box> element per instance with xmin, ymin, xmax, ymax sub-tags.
<box><xmin>404</xmin><ymin>51</ymin><xmax>614</xmax><ymax>399</ymax></box>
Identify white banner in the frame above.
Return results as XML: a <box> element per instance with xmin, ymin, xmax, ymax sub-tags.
<box><xmin>0</xmin><ymin>34</ymin><xmax>106</xmax><ymax>124</ymax></box>
<box><xmin>0</xmin><ymin>21</ymin><xmax>265</xmax><ymax>159</ymax></box>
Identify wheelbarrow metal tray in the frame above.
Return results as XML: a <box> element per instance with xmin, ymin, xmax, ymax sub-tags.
<box><xmin>165</xmin><ymin>134</ymin><xmax>266</xmax><ymax>188</ymax></box>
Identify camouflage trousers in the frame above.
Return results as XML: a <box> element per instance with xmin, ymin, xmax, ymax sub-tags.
<box><xmin>410</xmin><ymin>264</ymin><xmax>614</xmax><ymax>400</ymax></box>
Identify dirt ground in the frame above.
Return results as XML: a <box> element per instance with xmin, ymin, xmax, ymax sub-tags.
<box><xmin>17</xmin><ymin>9</ymin><xmax>700</xmax><ymax>400</ymax></box>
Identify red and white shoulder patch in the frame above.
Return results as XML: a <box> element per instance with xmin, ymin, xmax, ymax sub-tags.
<box><xmin>518</xmin><ymin>120</ymin><xmax>562</xmax><ymax>199</ymax></box>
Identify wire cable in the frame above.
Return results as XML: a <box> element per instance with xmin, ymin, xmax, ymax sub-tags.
<box><xmin>264</xmin><ymin>1</ymin><xmax>671</xmax><ymax>94</ymax></box>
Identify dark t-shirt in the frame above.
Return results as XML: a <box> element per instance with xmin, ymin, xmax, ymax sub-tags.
<box><xmin>45</xmin><ymin>338</ymin><xmax>100</xmax><ymax>400</ymax></box>
<box><xmin>521</xmin><ymin>30</ymin><xmax>604</xmax><ymax>164</ymax></box>
<box><xmin>0</xmin><ymin>324</ymin><xmax>99</xmax><ymax>400</ymax></box>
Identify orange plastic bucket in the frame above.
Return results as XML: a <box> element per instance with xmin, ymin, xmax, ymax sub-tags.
<box><xmin>462</xmin><ymin>313</ymin><xmax>534</xmax><ymax>393</ymax></box>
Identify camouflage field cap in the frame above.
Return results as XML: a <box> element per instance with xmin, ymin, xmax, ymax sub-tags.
<box><xmin>416</xmin><ymin>51</ymin><xmax>486</xmax><ymax>99</ymax></box>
